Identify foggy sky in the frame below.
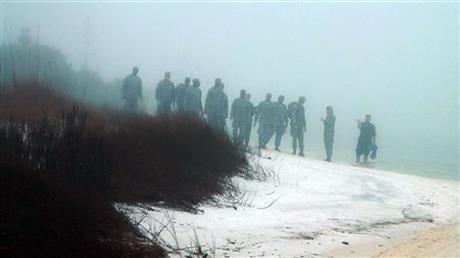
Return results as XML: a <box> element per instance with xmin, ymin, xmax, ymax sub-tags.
<box><xmin>2</xmin><ymin>2</ymin><xmax>458</xmax><ymax>151</ymax></box>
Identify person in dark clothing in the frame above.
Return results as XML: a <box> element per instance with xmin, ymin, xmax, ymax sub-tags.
<box><xmin>289</xmin><ymin>97</ymin><xmax>306</xmax><ymax>156</ymax></box>
<box><xmin>155</xmin><ymin>72</ymin><xmax>175</xmax><ymax>116</ymax></box>
<box><xmin>204</xmin><ymin>79</ymin><xmax>228</xmax><ymax>132</ymax></box>
<box><xmin>254</xmin><ymin>93</ymin><xmax>275</xmax><ymax>149</ymax></box>
<box><xmin>243</xmin><ymin>93</ymin><xmax>255</xmax><ymax>147</ymax></box>
<box><xmin>230</xmin><ymin>89</ymin><xmax>253</xmax><ymax>144</ymax></box>
<box><xmin>356</xmin><ymin>114</ymin><xmax>376</xmax><ymax>163</ymax></box>
<box><xmin>272</xmin><ymin>95</ymin><xmax>288</xmax><ymax>152</ymax></box>
<box><xmin>121</xmin><ymin>67</ymin><xmax>142</xmax><ymax>113</ymax></box>
<box><xmin>321</xmin><ymin>106</ymin><xmax>335</xmax><ymax>162</ymax></box>
<box><xmin>183</xmin><ymin>79</ymin><xmax>203</xmax><ymax>116</ymax></box>
<box><xmin>175</xmin><ymin>77</ymin><xmax>191</xmax><ymax>112</ymax></box>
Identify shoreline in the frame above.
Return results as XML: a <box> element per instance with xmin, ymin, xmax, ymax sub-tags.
<box><xmin>343</xmin><ymin>161</ymin><xmax>459</xmax><ymax>185</ymax></box>
<box><xmin>324</xmin><ymin>223</ymin><xmax>459</xmax><ymax>258</ymax></box>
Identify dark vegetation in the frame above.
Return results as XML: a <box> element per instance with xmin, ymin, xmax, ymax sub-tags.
<box><xmin>0</xmin><ymin>83</ymin><xmax>250</xmax><ymax>257</ymax></box>
<box><xmin>1</xmin><ymin>163</ymin><xmax>165</xmax><ymax>258</ymax></box>
<box><xmin>0</xmin><ymin>83</ymin><xmax>249</xmax><ymax>206</ymax></box>
<box><xmin>1</xmin><ymin>29</ymin><xmax>251</xmax><ymax>257</ymax></box>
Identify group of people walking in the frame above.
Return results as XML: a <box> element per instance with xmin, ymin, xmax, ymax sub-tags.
<box><xmin>230</xmin><ymin>92</ymin><xmax>309</xmax><ymax>157</ymax></box>
<box><xmin>121</xmin><ymin>67</ymin><xmax>377</xmax><ymax>163</ymax></box>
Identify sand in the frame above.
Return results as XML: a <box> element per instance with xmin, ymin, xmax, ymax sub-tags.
<box><xmin>326</xmin><ymin>224</ymin><xmax>459</xmax><ymax>258</ymax></box>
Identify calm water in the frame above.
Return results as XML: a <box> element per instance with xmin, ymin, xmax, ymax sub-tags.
<box><xmin>253</xmin><ymin>133</ymin><xmax>459</xmax><ymax>182</ymax></box>
<box><xmin>307</xmin><ymin>140</ymin><xmax>459</xmax><ymax>182</ymax></box>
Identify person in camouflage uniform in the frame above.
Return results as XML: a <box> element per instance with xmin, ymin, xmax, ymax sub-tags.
<box><xmin>272</xmin><ymin>95</ymin><xmax>288</xmax><ymax>151</ymax></box>
<box><xmin>230</xmin><ymin>89</ymin><xmax>253</xmax><ymax>144</ymax></box>
<box><xmin>243</xmin><ymin>93</ymin><xmax>255</xmax><ymax>147</ymax></box>
<box><xmin>356</xmin><ymin>114</ymin><xmax>376</xmax><ymax>163</ymax></box>
<box><xmin>254</xmin><ymin>93</ymin><xmax>275</xmax><ymax>149</ymax></box>
<box><xmin>289</xmin><ymin>97</ymin><xmax>306</xmax><ymax>156</ymax></box>
<box><xmin>121</xmin><ymin>67</ymin><xmax>142</xmax><ymax>113</ymax></box>
<box><xmin>204</xmin><ymin>78</ymin><xmax>228</xmax><ymax>132</ymax></box>
<box><xmin>321</xmin><ymin>106</ymin><xmax>336</xmax><ymax>162</ymax></box>
<box><xmin>175</xmin><ymin>77</ymin><xmax>191</xmax><ymax>112</ymax></box>
<box><xmin>183</xmin><ymin>78</ymin><xmax>203</xmax><ymax>116</ymax></box>
<box><xmin>155</xmin><ymin>72</ymin><xmax>175</xmax><ymax>116</ymax></box>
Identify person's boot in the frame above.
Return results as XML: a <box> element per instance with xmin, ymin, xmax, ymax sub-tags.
<box><xmin>275</xmin><ymin>146</ymin><xmax>281</xmax><ymax>152</ymax></box>
<box><xmin>261</xmin><ymin>144</ymin><xmax>267</xmax><ymax>150</ymax></box>
<box><xmin>292</xmin><ymin>148</ymin><xmax>296</xmax><ymax>155</ymax></box>
<box><xmin>298</xmin><ymin>152</ymin><xmax>305</xmax><ymax>157</ymax></box>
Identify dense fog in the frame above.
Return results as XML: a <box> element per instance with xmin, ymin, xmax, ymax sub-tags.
<box><xmin>2</xmin><ymin>2</ymin><xmax>458</xmax><ymax>177</ymax></box>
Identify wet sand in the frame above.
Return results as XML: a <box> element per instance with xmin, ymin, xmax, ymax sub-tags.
<box><xmin>325</xmin><ymin>223</ymin><xmax>459</xmax><ymax>258</ymax></box>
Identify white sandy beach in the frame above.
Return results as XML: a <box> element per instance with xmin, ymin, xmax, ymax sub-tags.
<box><xmin>136</xmin><ymin>150</ymin><xmax>459</xmax><ymax>257</ymax></box>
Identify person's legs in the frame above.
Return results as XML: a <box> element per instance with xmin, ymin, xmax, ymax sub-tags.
<box><xmin>263</xmin><ymin>125</ymin><xmax>273</xmax><ymax>148</ymax></box>
<box><xmin>298</xmin><ymin>129</ymin><xmax>304</xmax><ymax>156</ymax></box>
<box><xmin>210</xmin><ymin>115</ymin><xmax>222</xmax><ymax>132</ymax></box>
<box><xmin>208</xmin><ymin>114</ymin><xmax>224</xmax><ymax>132</ymax></box>
<box><xmin>125</xmin><ymin>100</ymin><xmax>137</xmax><ymax>113</ymax></box>
<box><xmin>328</xmin><ymin>140</ymin><xmax>333</xmax><ymax>161</ymax></box>
<box><xmin>177</xmin><ymin>102</ymin><xmax>184</xmax><ymax>113</ymax></box>
<box><xmin>325</xmin><ymin>138</ymin><xmax>333</xmax><ymax>161</ymax></box>
<box><xmin>236</xmin><ymin>123</ymin><xmax>243</xmax><ymax>144</ymax></box>
<box><xmin>324</xmin><ymin>136</ymin><xmax>328</xmax><ymax>160</ymax></box>
<box><xmin>363</xmin><ymin>148</ymin><xmax>370</xmax><ymax>163</ymax></box>
<box><xmin>232</xmin><ymin>121</ymin><xmax>239</xmax><ymax>143</ymax></box>
<box><xmin>240</xmin><ymin>122</ymin><xmax>248</xmax><ymax>146</ymax></box>
<box><xmin>240</xmin><ymin>122</ymin><xmax>249</xmax><ymax>146</ymax></box>
<box><xmin>258</xmin><ymin>125</ymin><xmax>264</xmax><ymax>148</ymax></box>
<box><xmin>292</xmin><ymin>135</ymin><xmax>297</xmax><ymax>155</ymax></box>
<box><xmin>207</xmin><ymin>115</ymin><xmax>216</xmax><ymax>129</ymax></box>
<box><xmin>363</xmin><ymin>141</ymin><xmax>371</xmax><ymax>162</ymax></box>
<box><xmin>133</xmin><ymin>100</ymin><xmax>139</xmax><ymax>113</ymax></box>
<box><xmin>245</xmin><ymin>122</ymin><xmax>252</xmax><ymax>146</ymax></box>
<box><xmin>356</xmin><ymin>147</ymin><xmax>361</xmax><ymax>163</ymax></box>
<box><xmin>165</xmin><ymin>104</ymin><xmax>171</xmax><ymax>115</ymax></box>
<box><xmin>157</xmin><ymin>103</ymin><xmax>167</xmax><ymax>116</ymax></box>
<box><xmin>274</xmin><ymin>125</ymin><xmax>284</xmax><ymax>150</ymax></box>
<box><xmin>219</xmin><ymin>116</ymin><xmax>227</xmax><ymax>132</ymax></box>
<box><xmin>356</xmin><ymin>140</ymin><xmax>367</xmax><ymax>163</ymax></box>
<box><xmin>291</xmin><ymin>126</ymin><xmax>297</xmax><ymax>154</ymax></box>
<box><xmin>237</xmin><ymin>124</ymin><xmax>245</xmax><ymax>145</ymax></box>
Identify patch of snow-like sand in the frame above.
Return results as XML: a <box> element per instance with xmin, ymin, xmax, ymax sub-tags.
<box><xmin>139</xmin><ymin>151</ymin><xmax>459</xmax><ymax>257</ymax></box>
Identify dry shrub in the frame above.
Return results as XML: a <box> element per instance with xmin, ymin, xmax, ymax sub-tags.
<box><xmin>0</xmin><ymin>82</ymin><xmax>249</xmax><ymax>208</ymax></box>
<box><xmin>0</xmin><ymin>163</ymin><xmax>165</xmax><ymax>258</ymax></box>
<box><xmin>109</xmin><ymin>114</ymin><xmax>247</xmax><ymax>206</ymax></box>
